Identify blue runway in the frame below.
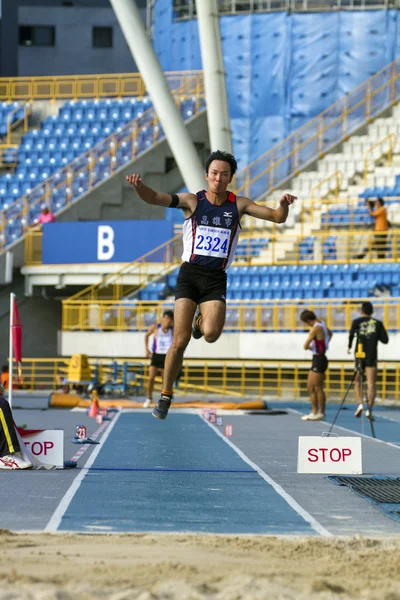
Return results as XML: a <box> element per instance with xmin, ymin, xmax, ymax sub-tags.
<box><xmin>58</xmin><ymin>413</ymin><xmax>318</xmax><ymax>535</ymax></box>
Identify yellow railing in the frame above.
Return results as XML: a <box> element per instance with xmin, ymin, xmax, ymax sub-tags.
<box><xmin>61</xmin><ymin>298</ymin><xmax>400</xmax><ymax>333</ymax></box>
<box><xmin>0</xmin><ymin>72</ymin><xmax>204</xmax><ymax>249</ymax></box>
<box><xmin>364</xmin><ymin>133</ymin><xmax>397</xmax><ymax>184</ymax></box>
<box><xmin>0</xmin><ymin>144</ymin><xmax>18</xmax><ymax>167</ymax></box>
<box><xmin>232</xmin><ymin>58</ymin><xmax>400</xmax><ymax>200</ymax></box>
<box><xmin>5</xmin><ymin>101</ymin><xmax>31</xmax><ymax>145</ymax></box>
<box><xmin>13</xmin><ymin>357</ymin><xmax>400</xmax><ymax>403</ymax></box>
<box><xmin>0</xmin><ymin>71</ymin><xmax>202</xmax><ymax>102</ymax></box>
<box><xmin>310</xmin><ymin>171</ymin><xmax>343</xmax><ymax>201</ymax></box>
<box><xmin>62</xmin><ymin>234</ymin><xmax>183</xmax><ymax>303</ymax></box>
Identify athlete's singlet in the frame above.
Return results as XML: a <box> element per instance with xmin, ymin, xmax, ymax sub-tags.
<box><xmin>310</xmin><ymin>321</ymin><xmax>330</xmax><ymax>356</ymax></box>
<box><xmin>181</xmin><ymin>190</ymin><xmax>241</xmax><ymax>271</ymax></box>
<box><xmin>152</xmin><ymin>325</ymin><xmax>173</xmax><ymax>355</ymax></box>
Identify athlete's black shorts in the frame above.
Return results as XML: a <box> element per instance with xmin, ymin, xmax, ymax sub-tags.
<box><xmin>150</xmin><ymin>353</ymin><xmax>167</xmax><ymax>369</ymax></box>
<box><xmin>358</xmin><ymin>357</ymin><xmax>378</xmax><ymax>369</ymax></box>
<box><xmin>311</xmin><ymin>354</ymin><xmax>328</xmax><ymax>374</ymax></box>
<box><xmin>175</xmin><ymin>262</ymin><xmax>227</xmax><ymax>304</ymax></box>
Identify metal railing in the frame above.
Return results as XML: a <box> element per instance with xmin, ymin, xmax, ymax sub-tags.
<box><xmin>169</xmin><ymin>0</ymin><xmax>400</xmax><ymax>20</ymax></box>
<box><xmin>364</xmin><ymin>133</ymin><xmax>397</xmax><ymax>184</ymax></box>
<box><xmin>61</xmin><ymin>297</ymin><xmax>400</xmax><ymax>333</ymax></box>
<box><xmin>310</xmin><ymin>170</ymin><xmax>343</xmax><ymax>201</ymax></box>
<box><xmin>13</xmin><ymin>356</ymin><xmax>400</xmax><ymax>402</ymax></box>
<box><xmin>0</xmin><ymin>71</ymin><xmax>202</xmax><ymax>102</ymax></box>
<box><xmin>0</xmin><ymin>72</ymin><xmax>205</xmax><ymax>250</ymax></box>
<box><xmin>232</xmin><ymin>58</ymin><xmax>400</xmax><ymax>201</ymax></box>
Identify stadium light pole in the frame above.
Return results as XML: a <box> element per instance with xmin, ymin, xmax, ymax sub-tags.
<box><xmin>109</xmin><ymin>0</ymin><xmax>205</xmax><ymax>192</ymax></box>
<box><xmin>195</xmin><ymin>0</ymin><xmax>232</xmax><ymax>154</ymax></box>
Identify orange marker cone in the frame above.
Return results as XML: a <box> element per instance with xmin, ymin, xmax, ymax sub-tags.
<box><xmin>88</xmin><ymin>390</ymin><xmax>99</xmax><ymax>418</ymax></box>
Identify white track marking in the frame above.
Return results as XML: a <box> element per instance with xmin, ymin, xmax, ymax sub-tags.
<box><xmin>44</xmin><ymin>410</ymin><xmax>122</xmax><ymax>532</ymax></box>
<box><xmin>201</xmin><ymin>416</ymin><xmax>332</xmax><ymax>537</ymax></box>
<box><xmin>288</xmin><ymin>408</ymin><xmax>400</xmax><ymax>450</ymax></box>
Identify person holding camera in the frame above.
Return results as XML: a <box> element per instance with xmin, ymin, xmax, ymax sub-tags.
<box><xmin>347</xmin><ymin>301</ymin><xmax>389</xmax><ymax>420</ymax></box>
<box><xmin>368</xmin><ymin>198</ymin><xmax>389</xmax><ymax>259</ymax></box>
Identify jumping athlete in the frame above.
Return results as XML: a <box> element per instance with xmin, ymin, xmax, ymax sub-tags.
<box><xmin>143</xmin><ymin>310</ymin><xmax>174</xmax><ymax>408</ymax></box>
<box><xmin>127</xmin><ymin>150</ymin><xmax>296</xmax><ymax>420</ymax></box>
<box><xmin>348</xmin><ymin>301</ymin><xmax>389</xmax><ymax>420</ymax></box>
<box><xmin>300</xmin><ymin>309</ymin><xmax>332</xmax><ymax>421</ymax></box>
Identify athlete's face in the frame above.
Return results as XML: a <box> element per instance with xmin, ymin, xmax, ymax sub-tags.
<box><xmin>161</xmin><ymin>315</ymin><xmax>173</xmax><ymax>330</ymax></box>
<box><xmin>206</xmin><ymin>160</ymin><xmax>232</xmax><ymax>193</ymax></box>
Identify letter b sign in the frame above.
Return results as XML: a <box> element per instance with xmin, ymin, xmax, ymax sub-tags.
<box><xmin>97</xmin><ymin>225</ymin><xmax>115</xmax><ymax>261</ymax></box>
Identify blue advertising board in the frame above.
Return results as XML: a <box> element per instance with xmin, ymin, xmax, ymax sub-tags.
<box><xmin>42</xmin><ymin>220</ymin><xmax>174</xmax><ymax>264</ymax></box>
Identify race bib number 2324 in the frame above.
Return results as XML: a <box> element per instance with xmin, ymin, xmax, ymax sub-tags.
<box><xmin>194</xmin><ymin>225</ymin><xmax>231</xmax><ymax>258</ymax></box>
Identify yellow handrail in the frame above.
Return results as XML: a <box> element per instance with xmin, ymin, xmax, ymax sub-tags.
<box><xmin>310</xmin><ymin>171</ymin><xmax>343</xmax><ymax>201</ymax></box>
<box><xmin>0</xmin><ymin>72</ymin><xmax>204</xmax><ymax>249</ymax></box>
<box><xmin>363</xmin><ymin>133</ymin><xmax>397</xmax><ymax>185</ymax></box>
<box><xmin>65</xmin><ymin>233</ymin><xmax>182</xmax><ymax>302</ymax></box>
<box><xmin>232</xmin><ymin>58</ymin><xmax>400</xmax><ymax>201</ymax></box>
<box><xmin>11</xmin><ymin>357</ymin><xmax>400</xmax><ymax>403</ymax></box>
<box><xmin>0</xmin><ymin>71</ymin><xmax>202</xmax><ymax>102</ymax></box>
<box><xmin>61</xmin><ymin>297</ymin><xmax>400</xmax><ymax>334</ymax></box>
<box><xmin>5</xmin><ymin>101</ymin><xmax>31</xmax><ymax>145</ymax></box>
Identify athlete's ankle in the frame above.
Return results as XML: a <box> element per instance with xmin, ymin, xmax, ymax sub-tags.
<box><xmin>161</xmin><ymin>390</ymin><xmax>173</xmax><ymax>398</ymax></box>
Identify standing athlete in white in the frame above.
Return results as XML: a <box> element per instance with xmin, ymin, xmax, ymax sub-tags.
<box><xmin>127</xmin><ymin>150</ymin><xmax>296</xmax><ymax>420</ymax></box>
<box><xmin>143</xmin><ymin>310</ymin><xmax>174</xmax><ymax>408</ymax></box>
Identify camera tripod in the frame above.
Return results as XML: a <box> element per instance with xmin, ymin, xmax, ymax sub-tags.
<box><xmin>327</xmin><ymin>338</ymin><xmax>376</xmax><ymax>438</ymax></box>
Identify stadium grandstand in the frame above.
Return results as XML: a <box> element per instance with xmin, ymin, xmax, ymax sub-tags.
<box><xmin>1</xmin><ymin>0</ymin><xmax>400</xmax><ymax>580</ymax></box>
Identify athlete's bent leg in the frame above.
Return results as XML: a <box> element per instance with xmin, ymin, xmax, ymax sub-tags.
<box><xmin>197</xmin><ymin>300</ymin><xmax>226</xmax><ymax>343</ymax></box>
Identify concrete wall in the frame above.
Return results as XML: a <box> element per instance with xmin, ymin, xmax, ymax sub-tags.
<box><xmin>18</xmin><ymin>5</ymin><xmax>144</xmax><ymax>76</ymax></box>
<box><xmin>0</xmin><ymin>273</ymin><xmax>61</xmax><ymax>367</ymax></box>
<box><xmin>60</xmin><ymin>331</ymin><xmax>399</xmax><ymax>362</ymax></box>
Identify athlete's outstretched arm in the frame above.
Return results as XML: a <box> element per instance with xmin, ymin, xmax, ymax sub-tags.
<box><xmin>126</xmin><ymin>174</ymin><xmax>197</xmax><ymax>215</ymax></box>
<box><xmin>239</xmin><ymin>193</ymin><xmax>297</xmax><ymax>224</ymax></box>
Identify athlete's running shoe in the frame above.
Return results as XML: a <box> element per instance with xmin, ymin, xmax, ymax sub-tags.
<box><xmin>354</xmin><ymin>403</ymin><xmax>363</xmax><ymax>418</ymax></box>
<box><xmin>143</xmin><ymin>399</ymin><xmax>151</xmax><ymax>408</ymax></box>
<box><xmin>0</xmin><ymin>453</ymin><xmax>32</xmax><ymax>470</ymax></box>
<box><xmin>192</xmin><ymin>306</ymin><xmax>203</xmax><ymax>339</ymax></box>
<box><xmin>152</xmin><ymin>394</ymin><xmax>172</xmax><ymax>420</ymax></box>
<box><xmin>301</xmin><ymin>413</ymin><xmax>325</xmax><ymax>421</ymax></box>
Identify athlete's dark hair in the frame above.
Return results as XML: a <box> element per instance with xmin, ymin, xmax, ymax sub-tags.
<box><xmin>361</xmin><ymin>301</ymin><xmax>373</xmax><ymax>316</ymax></box>
<box><xmin>163</xmin><ymin>310</ymin><xmax>174</xmax><ymax>320</ymax></box>
<box><xmin>376</xmin><ymin>197</ymin><xmax>384</xmax><ymax>206</ymax></box>
<box><xmin>205</xmin><ymin>150</ymin><xmax>237</xmax><ymax>177</ymax></box>
<box><xmin>300</xmin><ymin>309</ymin><xmax>317</xmax><ymax>323</ymax></box>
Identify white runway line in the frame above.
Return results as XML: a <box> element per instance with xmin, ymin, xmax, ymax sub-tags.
<box><xmin>44</xmin><ymin>410</ymin><xmax>122</xmax><ymax>533</ymax></box>
<box><xmin>201</xmin><ymin>416</ymin><xmax>332</xmax><ymax>537</ymax></box>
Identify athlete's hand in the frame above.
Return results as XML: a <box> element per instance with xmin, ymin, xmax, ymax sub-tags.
<box><xmin>347</xmin><ymin>348</ymin><xmax>352</xmax><ymax>355</ymax></box>
<box><xmin>146</xmin><ymin>350</ymin><xmax>151</xmax><ymax>359</ymax></box>
<box><xmin>280</xmin><ymin>193</ymin><xmax>297</xmax><ymax>206</ymax></box>
<box><xmin>126</xmin><ymin>174</ymin><xmax>143</xmax><ymax>188</ymax></box>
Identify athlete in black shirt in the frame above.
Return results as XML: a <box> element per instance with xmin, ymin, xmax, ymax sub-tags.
<box><xmin>348</xmin><ymin>301</ymin><xmax>389</xmax><ymax>419</ymax></box>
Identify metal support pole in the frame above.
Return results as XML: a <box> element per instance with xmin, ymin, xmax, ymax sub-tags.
<box><xmin>195</xmin><ymin>0</ymin><xmax>232</xmax><ymax>153</ymax></box>
<box><xmin>109</xmin><ymin>0</ymin><xmax>205</xmax><ymax>192</ymax></box>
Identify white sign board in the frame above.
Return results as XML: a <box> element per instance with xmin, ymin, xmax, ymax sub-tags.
<box><xmin>297</xmin><ymin>436</ymin><xmax>362</xmax><ymax>474</ymax></box>
<box><xmin>23</xmin><ymin>430</ymin><xmax>64</xmax><ymax>469</ymax></box>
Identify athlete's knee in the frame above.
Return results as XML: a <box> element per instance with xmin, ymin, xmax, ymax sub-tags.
<box><xmin>204</xmin><ymin>328</ymin><xmax>222</xmax><ymax>343</ymax></box>
<box><xmin>171</xmin><ymin>335</ymin><xmax>190</xmax><ymax>353</ymax></box>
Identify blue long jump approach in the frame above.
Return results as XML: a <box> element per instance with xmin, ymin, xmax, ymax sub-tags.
<box><xmin>57</xmin><ymin>413</ymin><xmax>317</xmax><ymax>535</ymax></box>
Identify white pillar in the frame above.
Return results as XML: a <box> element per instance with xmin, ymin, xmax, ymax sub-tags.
<box><xmin>109</xmin><ymin>0</ymin><xmax>205</xmax><ymax>192</ymax></box>
<box><xmin>195</xmin><ymin>0</ymin><xmax>232</xmax><ymax>153</ymax></box>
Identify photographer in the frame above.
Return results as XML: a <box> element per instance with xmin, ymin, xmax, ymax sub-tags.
<box><xmin>368</xmin><ymin>198</ymin><xmax>389</xmax><ymax>259</ymax></box>
<box><xmin>348</xmin><ymin>301</ymin><xmax>389</xmax><ymax>420</ymax></box>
